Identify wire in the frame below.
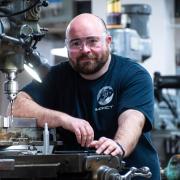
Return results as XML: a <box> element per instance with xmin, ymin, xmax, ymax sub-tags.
<box><xmin>0</xmin><ymin>0</ymin><xmax>40</xmax><ymax>17</ymax></box>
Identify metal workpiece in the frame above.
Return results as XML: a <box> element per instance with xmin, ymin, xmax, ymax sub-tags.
<box><xmin>0</xmin><ymin>116</ymin><xmax>42</xmax><ymax>148</ymax></box>
<box><xmin>0</xmin><ymin>116</ymin><xmax>37</xmax><ymax>128</ymax></box>
<box><xmin>0</xmin><ymin>115</ymin><xmax>9</xmax><ymax>128</ymax></box>
<box><xmin>0</xmin><ymin>159</ymin><xmax>15</xmax><ymax>171</ymax></box>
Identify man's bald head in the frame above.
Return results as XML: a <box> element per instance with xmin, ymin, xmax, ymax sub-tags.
<box><xmin>66</xmin><ymin>13</ymin><xmax>107</xmax><ymax>39</ymax></box>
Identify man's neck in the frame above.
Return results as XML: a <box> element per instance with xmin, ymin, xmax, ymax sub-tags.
<box><xmin>80</xmin><ymin>54</ymin><xmax>111</xmax><ymax>80</ymax></box>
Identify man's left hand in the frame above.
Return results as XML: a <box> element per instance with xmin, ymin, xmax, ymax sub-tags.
<box><xmin>89</xmin><ymin>137</ymin><xmax>123</xmax><ymax>156</ymax></box>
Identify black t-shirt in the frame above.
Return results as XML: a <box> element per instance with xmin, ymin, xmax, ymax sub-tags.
<box><xmin>23</xmin><ymin>54</ymin><xmax>160</xmax><ymax>180</ymax></box>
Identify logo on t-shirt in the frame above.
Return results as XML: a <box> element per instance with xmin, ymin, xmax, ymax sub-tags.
<box><xmin>97</xmin><ymin>86</ymin><xmax>114</xmax><ymax>106</ymax></box>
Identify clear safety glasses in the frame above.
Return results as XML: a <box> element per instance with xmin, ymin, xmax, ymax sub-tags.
<box><xmin>65</xmin><ymin>34</ymin><xmax>106</xmax><ymax>52</ymax></box>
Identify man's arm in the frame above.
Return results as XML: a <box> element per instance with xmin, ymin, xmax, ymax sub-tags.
<box><xmin>114</xmin><ymin>109</ymin><xmax>145</xmax><ymax>156</ymax></box>
<box><xmin>9</xmin><ymin>91</ymin><xmax>94</xmax><ymax>147</ymax></box>
<box><xmin>89</xmin><ymin>109</ymin><xmax>145</xmax><ymax>157</ymax></box>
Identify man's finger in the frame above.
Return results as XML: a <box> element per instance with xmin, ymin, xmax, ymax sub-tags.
<box><xmin>111</xmin><ymin>148</ymin><xmax>121</xmax><ymax>156</ymax></box>
<box><xmin>79</xmin><ymin>125</ymin><xmax>87</xmax><ymax>147</ymax></box>
<box><xmin>96</xmin><ymin>142</ymin><xmax>108</xmax><ymax>154</ymax></box>
<box><xmin>103</xmin><ymin>145</ymin><xmax>116</xmax><ymax>155</ymax></box>
<box><xmin>75</xmin><ymin>128</ymin><xmax>82</xmax><ymax>144</ymax></box>
<box><xmin>84</xmin><ymin>126</ymin><xmax>94</xmax><ymax>147</ymax></box>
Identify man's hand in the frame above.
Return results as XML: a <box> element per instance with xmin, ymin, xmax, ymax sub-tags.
<box><xmin>62</xmin><ymin>116</ymin><xmax>94</xmax><ymax>147</ymax></box>
<box><xmin>89</xmin><ymin>137</ymin><xmax>124</xmax><ymax>156</ymax></box>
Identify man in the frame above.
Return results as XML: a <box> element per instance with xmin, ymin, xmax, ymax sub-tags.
<box><xmin>12</xmin><ymin>13</ymin><xmax>160</xmax><ymax>179</ymax></box>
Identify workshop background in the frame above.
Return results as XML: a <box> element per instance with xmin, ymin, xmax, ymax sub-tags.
<box><xmin>0</xmin><ymin>0</ymin><xmax>180</xmax><ymax>179</ymax></box>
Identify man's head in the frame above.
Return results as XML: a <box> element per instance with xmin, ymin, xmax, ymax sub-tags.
<box><xmin>65</xmin><ymin>13</ymin><xmax>112</xmax><ymax>76</ymax></box>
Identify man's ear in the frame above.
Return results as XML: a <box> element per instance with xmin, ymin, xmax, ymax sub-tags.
<box><xmin>106</xmin><ymin>35</ymin><xmax>112</xmax><ymax>45</ymax></box>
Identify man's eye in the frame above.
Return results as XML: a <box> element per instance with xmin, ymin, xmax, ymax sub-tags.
<box><xmin>70</xmin><ymin>40</ymin><xmax>81</xmax><ymax>47</ymax></box>
<box><xmin>88</xmin><ymin>38</ymin><xmax>99</xmax><ymax>44</ymax></box>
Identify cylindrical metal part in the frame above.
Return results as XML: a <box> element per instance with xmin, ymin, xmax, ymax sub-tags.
<box><xmin>4</xmin><ymin>72</ymin><xmax>18</xmax><ymax>101</ymax></box>
<box><xmin>154</xmin><ymin>72</ymin><xmax>180</xmax><ymax>89</ymax></box>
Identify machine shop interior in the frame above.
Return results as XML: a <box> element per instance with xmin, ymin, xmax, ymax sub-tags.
<box><xmin>0</xmin><ymin>0</ymin><xmax>180</xmax><ymax>179</ymax></box>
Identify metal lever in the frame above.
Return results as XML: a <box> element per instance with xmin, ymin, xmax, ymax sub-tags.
<box><xmin>97</xmin><ymin>166</ymin><xmax>152</xmax><ymax>180</ymax></box>
<box><xmin>122</xmin><ymin>166</ymin><xmax>152</xmax><ymax>179</ymax></box>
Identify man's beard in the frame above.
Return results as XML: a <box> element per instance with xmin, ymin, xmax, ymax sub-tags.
<box><xmin>69</xmin><ymin>50</ymin><xmax>109</xmax><ymax>75</ymax></box>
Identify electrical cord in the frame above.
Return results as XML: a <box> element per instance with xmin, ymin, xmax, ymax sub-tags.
<box><xmin>0</xmin><ymin>0</ymin><xmax>40</xmax><ymax>17</ymax></box>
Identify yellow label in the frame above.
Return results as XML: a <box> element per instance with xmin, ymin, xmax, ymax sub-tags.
<box><xmin>107</xmin><ymin>0</ymin><xmax>121</xmax><ymax>13</ymax></box>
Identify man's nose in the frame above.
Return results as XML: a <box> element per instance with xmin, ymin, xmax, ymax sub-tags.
<box><xmin>80</xmin><ymin>42</ymin><xmax>91</xmax><ymax>52</ymax></box>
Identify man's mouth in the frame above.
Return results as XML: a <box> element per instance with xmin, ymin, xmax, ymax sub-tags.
<box><xmin>78</xmin><ymin>54</ymin><xmax>96</xmax><ymax>61</ymax></box>
<box><xmin>79</xmin><ymin>57</ymin><xmax>93</xmax><ymax>61</ymax></box>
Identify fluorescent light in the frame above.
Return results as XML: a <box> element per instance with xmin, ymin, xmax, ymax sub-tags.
<box><xmin>24</xmin><ymin>63</ymin><xmax>42</xmax><ymax>83</ymax></box>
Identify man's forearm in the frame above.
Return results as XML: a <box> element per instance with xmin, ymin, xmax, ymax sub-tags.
<box><xmin>10</xmin><ymin>91</ymin><xmax>68</xmax><ymax>128</ymax></box>
<box><xmin>114</xmin><ymin>109</ymin><xmax>145</xmax><ymax>157</ymax></box>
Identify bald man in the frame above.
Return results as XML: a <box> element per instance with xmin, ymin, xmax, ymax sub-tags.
<box><xmin>12</xmin><ymin>13</ymin><xmax>160</xmax><ymax>179</ymax></box>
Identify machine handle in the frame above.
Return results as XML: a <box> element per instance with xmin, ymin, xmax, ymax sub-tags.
<box><xmin>97</xmin><ymin>166</ymin><xmax>152</xmax><ymax>180</ymax></box>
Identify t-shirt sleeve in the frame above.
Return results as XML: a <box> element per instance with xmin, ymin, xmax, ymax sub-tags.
<box><xmin>118</xmin><ymin>64</ymin><xmax>154</xmax><ymax>132</ymax></box>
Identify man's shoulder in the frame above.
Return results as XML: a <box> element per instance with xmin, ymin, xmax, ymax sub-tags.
<box><xmin>49</xmin><ymin>61</ymin><xmax>73</xmax><ymax>75</ymax></box>
<box><xmin>51</xmin><ymin>61</ymin><xmax>71</xmax><ymax>71</ymax></box>
<box><xmin>42</xmin><ymin>61</ymin><xmax>74</xmax><ymax>83</ymax></box>
<box><xmin>111</xmin><ymin>54</ymin><xmax>149</xmax><ymax>75</ymax></box>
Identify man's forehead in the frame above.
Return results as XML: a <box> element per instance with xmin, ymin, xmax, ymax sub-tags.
<box><xmin>67</xmin><ymin>22</ymin><xmax>105</xmax><ymax>39</ymax></box>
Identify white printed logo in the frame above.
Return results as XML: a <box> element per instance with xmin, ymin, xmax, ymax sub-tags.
<box><xmin>97</xmin><ymin>86</ymin><xmax>114</xmax><ymax>106</ymax></box>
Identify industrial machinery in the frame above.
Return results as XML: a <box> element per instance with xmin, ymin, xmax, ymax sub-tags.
<box><xmin>0</xmin><ymin>0</ymin><xmax>153</xmax><ymax>179</ymax></box>
<box><xmin>153</xmin><ymin>72</ymin><xmax>180</xmax><ymax>179</ymax></box>
<box><xmin>0</xmin><ymin>0</ymin><xmax>49</xmax><ymax>102</ymax></box>
<box><xmin>108</xmin><ymin>3</ymin><xmax>152</xmax><ymax>62</ymax></box>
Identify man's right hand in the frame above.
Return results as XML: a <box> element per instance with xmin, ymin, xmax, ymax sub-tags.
<box><xmin>61</xmin><ymin>116</ymin><xmax>94</xmax><ymax>147</ymax></box>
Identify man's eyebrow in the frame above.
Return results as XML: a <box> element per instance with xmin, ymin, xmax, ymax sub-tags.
<box><xmin>69</xmin><ymin>38</ymin><xmax>81</xmax><ymax>42</ymax></box>
<box><xmin>69</xmin><ymin>36</ymin><xmax>100</xmax><ymax>41</ymax></box>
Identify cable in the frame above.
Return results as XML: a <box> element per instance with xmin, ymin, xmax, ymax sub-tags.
<box><xmin>0</xmin><ymin>0</ymin><xmax>40</xmax><ymax>17</ymax></box>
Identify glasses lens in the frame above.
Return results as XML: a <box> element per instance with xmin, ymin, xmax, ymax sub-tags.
<box><xmin>69</xmin><ymin>39</ymin><xmax>82</xmax><ymax>49</ymax></box>
<box><xmin>86</xmin><ymin>37</ymin><xmax>101</xmax><ymax>47</ymax></box>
